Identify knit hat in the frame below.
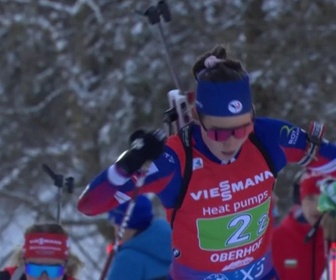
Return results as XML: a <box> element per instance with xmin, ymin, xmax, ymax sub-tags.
<box><xmin>299</xmin><ymin>172</ymin><xmax>324</xmax><ymax>201</ymax></box>
<box><xmin>108</xmin><ymin>195</ymin><xmax>153</xmax><ymax>230</ymax></box>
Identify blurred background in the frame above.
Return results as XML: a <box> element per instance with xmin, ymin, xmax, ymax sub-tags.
<box><xmin>0</xmin><ymin>0</ymin><xmax>336</xmax><ymax>278</ymax></box>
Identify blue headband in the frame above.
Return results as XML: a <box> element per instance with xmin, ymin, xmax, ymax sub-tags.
<box><xmin>196</xmin><ymin>75</ymin><xmax>252</xmax><ymax>117</ymax></box>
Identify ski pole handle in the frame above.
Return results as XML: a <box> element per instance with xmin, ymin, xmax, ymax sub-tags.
<box><xmin>42</xmin><ymin>164</ymin><xmax>64</xmax><ymax>188</ymax></box>
<box><xmin>41</xmin><ymin>164</ymin><xmax>65</xmax><ymax>224</ymax></box>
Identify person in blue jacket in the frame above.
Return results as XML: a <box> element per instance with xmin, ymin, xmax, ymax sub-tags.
<box><xmin>107</xmin><ymin>194</ymin><xmax>172</xmax><ymax>280</ymax></box>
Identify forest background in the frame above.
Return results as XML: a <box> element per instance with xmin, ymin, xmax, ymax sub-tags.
<box><xmin>0</xmin><ymin>0</ymin><xmax>335</xmax><ymax>278</ymax></box>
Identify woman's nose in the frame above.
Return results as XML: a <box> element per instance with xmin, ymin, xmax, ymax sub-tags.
<box><xmin>39</xmin><ymin>272</ymin><xmax>49</xmax><ymax>280</ymax></box>
<box><xmin>222</xmin><ymin>135</ymin><xmax>236</xmax><ymax>146</ymax></box>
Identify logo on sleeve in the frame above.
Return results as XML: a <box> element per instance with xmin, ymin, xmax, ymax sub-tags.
<box><xmin>280</xmin><ymin>125</ymin><xmax>299</xmax><ymax>145</ymax></box>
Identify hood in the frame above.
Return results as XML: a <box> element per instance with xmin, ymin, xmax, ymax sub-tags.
<box><xmin>121</xmin><ymin>218</ymin><xmax>172</xmax><ymax>263</ymax></box>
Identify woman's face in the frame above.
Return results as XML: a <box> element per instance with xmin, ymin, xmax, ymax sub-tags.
<box><xmin>25</xmin><ymin>258</ymin><xmax>66</xmax><ymax>280</ymax></box>
<box><xmin>199</xmin><ymin>112</ymin><xmax>253</xmax><ymax>161</ymax></box>
<box><xmin>301</xmin><ymin>194</ymin><xmax>321</xmax><ymax>226</ymax></box>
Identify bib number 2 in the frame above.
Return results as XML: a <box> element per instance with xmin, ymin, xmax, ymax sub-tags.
<box><xmin>197</xmin><ymin>199</ymin><xmax>270</xmax><ymax>250</ymax></box>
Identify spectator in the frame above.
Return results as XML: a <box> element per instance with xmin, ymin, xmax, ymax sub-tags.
<box><xmin>107</xmin><ymin>194</ymin><xmax>172</xmax><ymax>280</ymax></box>
<box><xmin>0</xmin><ymin>223</ymin><xmax>82</xmax><ymax>280</ymax></box>
<box><xmin>272</xmin><ymin>171</ymin><xmax>335</xmax><ymax>280</ymax></box>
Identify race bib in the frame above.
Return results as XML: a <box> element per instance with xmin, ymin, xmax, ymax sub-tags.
<box><xmin>197</xmin><ymin>198</ymin><xmax>271</xmax><ymax>250</ymax></box>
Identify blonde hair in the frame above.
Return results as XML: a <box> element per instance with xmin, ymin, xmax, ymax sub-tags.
<box><xmin>25</xmin><ymin>223</ymin><xmax>67</xmax><ymax>235</ymax></box>
<box><xmin>8</xmin><ymin>223</ymin><xmax>83</xmax><ymax>277</ymax></box>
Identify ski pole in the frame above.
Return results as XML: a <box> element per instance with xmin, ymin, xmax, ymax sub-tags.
<box><xmin>321</xmin><ymin>239</ymin><xmax>336</xmax><ymax>280</ymax></box>
<box><xmin>326</xmin><ymin>231</ymin><xmax>336</xmax><ymax>280</ymax></box>
<box><xmin>136</xmin><ymin>1</ymin><xmax>182</xmax><ymax>92</ymax></box>
<box><xmin>42</xmin><ymin>164</ymin><xmax>74</xmax><ymax>224</ymax></box>
<box><xmin>99</xmin><ymin>164</ymin><xmax>150</xmax><ymax>280</ymax></box>
<box><xmin>135</xmin><ymin>0</ymin><xmax>192</xmax><ymax>134</ymax></box>
<box><xmin>305</xmin><ymin>212</ymin><xmax>326</xmax><ymax>243</ymax></box>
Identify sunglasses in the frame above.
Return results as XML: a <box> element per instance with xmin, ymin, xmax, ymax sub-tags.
<box><xmin>25</xmin><ymin>263</ymin><xmax>65</xmax><ymax>278</ymax></box>
<box><xmin>199</xmin><ymin>119</ymin><xmax>253</xmax><ymax>142</ymax></box>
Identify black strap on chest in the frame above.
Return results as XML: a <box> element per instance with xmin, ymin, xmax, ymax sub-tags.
<box><xmin>248</xmin><ymin>132</ymin><xmax>277</xmax><ymax>178</ymax></box>
<box><xmin>170</xmin><ymin>124</ymin><xmax>193</xmax><ymax>228</ymax></box>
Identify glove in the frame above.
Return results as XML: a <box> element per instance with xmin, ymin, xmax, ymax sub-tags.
<box><xmin>318</xmin><ymin>194</ymin><xmax>336</xmax><ymax>213</ymax></box>
<box><xmin>318</xmin><ymin>178</ymin><xmax>336</xmax><ymax>212</ymax></box>
<box><xmin>115</xmin><ymin>129</ymin><xmax>167</xmax><ymax>176</ymax></box>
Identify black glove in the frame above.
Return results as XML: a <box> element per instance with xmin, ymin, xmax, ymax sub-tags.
<box><xmin>116</xmin><ymin>129</ymin><xmax>167</xmax><ymax>176</ymax></box>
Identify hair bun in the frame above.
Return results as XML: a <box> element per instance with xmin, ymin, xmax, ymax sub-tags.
<box><xmin>204</xmin><ymin>55</ymin><xmax>225</xmax><ymax>69</ymax></box>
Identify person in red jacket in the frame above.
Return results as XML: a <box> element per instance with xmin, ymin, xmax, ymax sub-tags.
<box><xmin>0</xmin><ymin>223</ymin><xmax>82</xmax><ymax>280</ymax></box>
<box><xmin>272</xmin><ymin>172</ymin><xmax>330</xmax><ymax>280</ymax></box>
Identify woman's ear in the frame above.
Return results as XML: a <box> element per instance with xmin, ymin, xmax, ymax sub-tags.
<box><xmin>191</xmin><ymin>107</ymin><xmax>199</xmax><ymax>122</ymax></box>
<box><xmin>251</xmin><ymin>104</ymin><xmax>256</xmax><ymax>120</ymax></box>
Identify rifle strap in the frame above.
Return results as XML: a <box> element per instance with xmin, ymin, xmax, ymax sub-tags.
<box><xmin>170</xmin><ymin>124</ymin><xmax>193</xmax><ymax>228</ymax></box>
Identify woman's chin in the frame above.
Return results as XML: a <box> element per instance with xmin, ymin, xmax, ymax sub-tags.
<box><xmin>219</xmin><ymin>151</ymin><xmax>236</xmax><ymax>161</ymax></box>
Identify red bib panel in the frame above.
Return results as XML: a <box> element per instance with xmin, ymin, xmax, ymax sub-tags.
<box><xmin>171</xmin><ymin>139</ymin><xmax>275</xmax><ymax>273</ymax></box>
